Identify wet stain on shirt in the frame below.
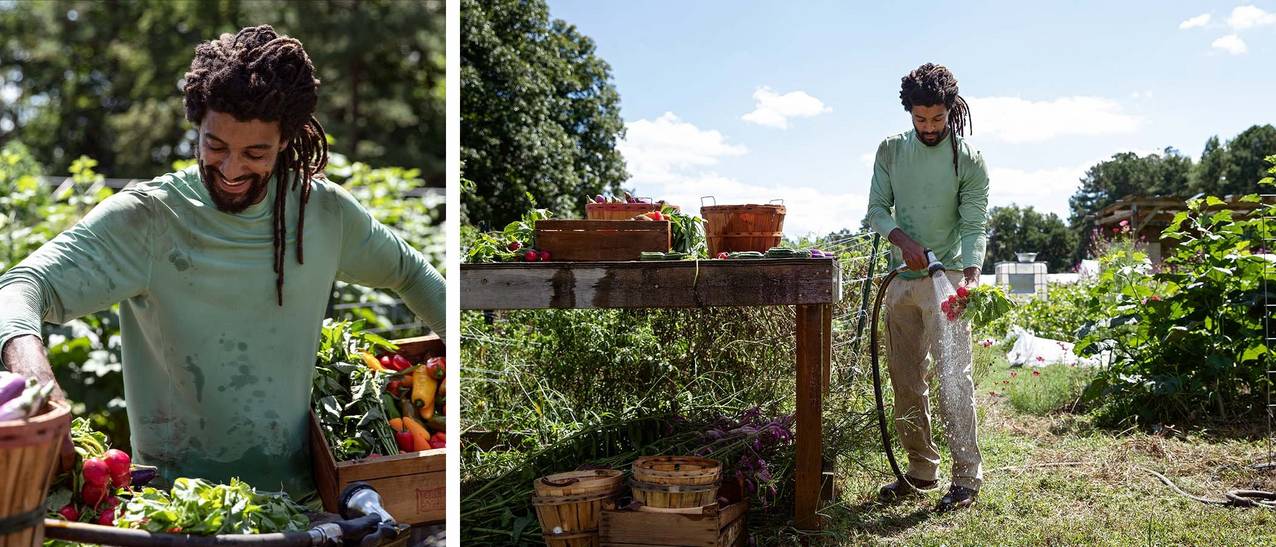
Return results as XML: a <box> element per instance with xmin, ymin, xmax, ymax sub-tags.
<box><xmin>168</xmin><ymin>249</ymin><xmax>191</xmax><ymax>272</ymax></box>
<box><xmin>182</xmin><ymin>355</ymin><xmax>206</xmax><ymax>403</ymax></box>
<box><xmin>227</xmin><ymin>364</ymin><xmax>260</xmax><ymax>389</ymax></box>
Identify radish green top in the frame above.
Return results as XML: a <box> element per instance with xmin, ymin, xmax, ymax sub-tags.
<box><xmin>866</xmin><ymin>129</ymin><xmax>990</xmax><ymax>279</ymax></box>
<box><xmin>0</xmin><ymin>165</ymin><xmax>445</xmax><ymax>497</ymax></box>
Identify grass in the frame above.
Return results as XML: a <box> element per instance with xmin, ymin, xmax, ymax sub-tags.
<box><xmin>807</xmin><ymin>348</ymin><xmax>1276</xmax><ymax>546</ymax></box>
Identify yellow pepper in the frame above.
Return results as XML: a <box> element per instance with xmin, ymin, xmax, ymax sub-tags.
<box><xmin>412</xmin><ymin>367</ymin><xmax>439</xmax><ymax>420</ymax></box>
<box><xmin>359</xmin><ymin>351</ymin><xmax>388</xmax><ymax>372</ymax></box>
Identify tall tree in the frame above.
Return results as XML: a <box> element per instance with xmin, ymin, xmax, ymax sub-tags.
<box><xmin>460</xmin><ymin>0</ymin><xmax>627</xmax><ymax>228</ymax></box>
<box><xmin>984</xmin><ymin>205</ymin><xmax>1077</xmax><ymax>273</ymax></box>
<box><xmin>1067</xmin><ymin>148</ymin><xmax>1193</xmax><ymax>261</ymax></box>
<box><xmin>1189</xmin><ymin>125</ymin><xmax>1276</xmax><ymax>196</ymax></box>
<box><xmin>0</xmin><ymin>0</ymin><xmax>445</xmax><ymax>184</ymax></box>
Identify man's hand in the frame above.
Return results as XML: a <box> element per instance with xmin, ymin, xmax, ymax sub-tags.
<box><xmin>960</xmin><ymin>267</ymin><xmax>980</xmax><ymax>287</ymax></box>
<box><xmin>887</xmin><ymin>228</ymin><xmax>929</xmax><ymax>272</ymax></box>
<box><xmin>3</xmin><ymin>335</ymin><xmax>76</xmax><ymax>472</ymax></box>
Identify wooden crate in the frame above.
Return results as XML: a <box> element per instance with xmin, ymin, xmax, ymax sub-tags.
<box><xmin>310</xmin><ymin>335</ymin><xmax>446</xmax><ymax>525</ymax></box>
<box><xmin>599</xmin><ymin>501</ymin><xmax>746</xmax><ymax>547</ymax></box>
<box><xmin>600</xmin><ymin>481</ymin><xmax>746</xmax><ymax>547</ymax></box>
<box><xmin>535</xmin><ymin>220</ymin><xmax>671</xmax><ymax>261</ymax></box>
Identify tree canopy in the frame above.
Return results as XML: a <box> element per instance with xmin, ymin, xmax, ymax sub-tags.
<box><xmin>0</xmin><ymin>0</ymin><xmax>445</xmax><ymax>184</ymax></box>
<box><xmin>985</xmin><ymin>205</ymin><xmax>1077</xmax><ymax>273</ymax></box>
<box><xmin>460</xmin><ymin>0</ymin><xmax>628</xmax><ymax>228</ymax></box>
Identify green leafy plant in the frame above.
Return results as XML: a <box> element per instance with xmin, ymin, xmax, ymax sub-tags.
<box><xmin>1077</xmin><ymin>160</ymin><xmax>1276</xmax><ymax>424</ymax></box>
<box><xmin>662</xmin><ymin>205</ymin><xmax>706</xmax><ymax>256</ymax></box>
<box><xmin>313</xmin><ymin>319</ymin><xmax>401</xmax><ymax>461</ymax></box>
<box><xmin>951</xmin><ymin>285</ymin><xmax>1014</xmax><ymax>328</ymax></box>
<box><xmin>117</xmin><ymin>478</ymin><xmax>309</xmax><ymax>535</ymax></box>
<box><xmin>462</xmin><ymin>207</ymin><xmax>553</xmax><ymax>263</ymax></box>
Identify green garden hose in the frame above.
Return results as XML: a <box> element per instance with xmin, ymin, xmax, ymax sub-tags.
<box><xmin>869</xmin><ymin>267</ymin><xmax>912</xmax><ymax>490</ymax></box>
<box><xmin>870</xmin><ymin>251</ymin><xmax>944</xmax><ymax>491</ymax></box>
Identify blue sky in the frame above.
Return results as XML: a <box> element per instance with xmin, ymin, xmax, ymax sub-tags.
<box><xmin>548</xmin><ymin>0</ymin><xmax>1276</xmax><ymax>236</ymax></box>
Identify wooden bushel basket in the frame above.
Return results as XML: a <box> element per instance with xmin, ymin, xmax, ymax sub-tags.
<box><xmin>630</xmin><ymin>480</ymin><xmax>719</xmax><ymax>509</ymax></box>
<box><xmin>532</xmin><ymin>469</ymin><xmax>625</xmax><ymax>547</ymax></box>
<box><xmin>631</xmin><ymin>456</ymin><xmax>722</xmax><ymax>509</ymax></box>
<box><xmin>699</xmin><ymin>197</ymin><xmax>786</xmax><ymax>256</ymax></box>
<box><xmin>585</xmin><ymin>199</ymin><xmax>679</xmax><ymax>221</ymax></box>
<box><xmin>310</xmin><ymin>335</ymin><xmax>446</xmax><ymax>525</ymax></box>
<box><xmin>0</xmin><ymin>400</ymin><xmax>71</xmax><ymax>547</ymax></box>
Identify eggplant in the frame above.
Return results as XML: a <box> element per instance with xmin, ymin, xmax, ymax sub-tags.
<box><xmin>0</xmin><ymin>372</ymin><xmax>25</xmax><ymax>406</ymax></box>
<box><xmin>0</xmin><ymin>380</ymin><xmax>52</xmax><ymax>420</ymax></box>
<box><xmin>130</xmin><ymin>465</ymin><xmax>159</xmax><ymax>487</ymax></box>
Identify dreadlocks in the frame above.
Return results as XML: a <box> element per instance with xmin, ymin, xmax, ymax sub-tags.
<box><xmin>183</xmin><ymin>25</ymin><xmax>328</xmax><ymax>306</ymax></box>
<box><xmin>899</xmin><ymin>63</ymin><xmax>972</xmax><ymax>177</ymax></box>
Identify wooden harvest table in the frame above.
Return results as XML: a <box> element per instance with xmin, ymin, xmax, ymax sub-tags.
<box><xmin>460</xmin><ymin>258</ymin><xmax>841</xmax><ymax>530</ymax></box>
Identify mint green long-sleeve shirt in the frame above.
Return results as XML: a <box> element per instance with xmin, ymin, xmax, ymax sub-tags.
<box><xmin>0</xmin><ymin>166</ymin><xmax>445</xmax><ymax>497</ymax></box>
<box><xmin>866</xmin><ymin>130</ymin><xmax>990</xmax><ymax>279</ymax></box>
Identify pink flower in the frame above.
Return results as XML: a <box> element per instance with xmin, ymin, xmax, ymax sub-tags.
<box><xmin>1036</xmin><ymin>356</ymin><xmax>1045</xmax><ymax>362</ymax></box>
<box><xmin>1032</xmin><ymin>370</ymin><xmax>1041</xmax><ymax>377</ymax></box>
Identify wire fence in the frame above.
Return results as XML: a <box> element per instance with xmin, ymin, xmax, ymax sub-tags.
<box><xmin>1263</xmin><ymin>195</ymin><xmax>1275</xmax><ymax>468</ymax></box>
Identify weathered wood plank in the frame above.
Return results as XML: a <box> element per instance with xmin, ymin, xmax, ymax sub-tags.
<box><xmin>461</xmin><ymin>259</ymin><xmax>840</xmax><ymax>309</ymax></box>
<box><xmin>794</xmin><ymin>304</ymin><xmax>829</xmax><ymax>530</ymax></box>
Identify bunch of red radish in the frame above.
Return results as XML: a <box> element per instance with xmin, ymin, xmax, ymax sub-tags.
<box><xmin>940</xmin><ymin>286</ymin><xmax>970</xmax><ymax>321</ymax></box>
<box><xmin>508</xmin><ymin>241</ymin><xmax>551</xmax><ymax>262</ymax></box>
<box><xmin>59</xmin><ymin>448</ymin><xmax>133</xmax><ymax>526</ymax></box>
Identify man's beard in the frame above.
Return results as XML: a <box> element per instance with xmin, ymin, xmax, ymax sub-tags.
<box><xmin>918</xmin><ymin>127</ymin><xmax>948</xmax><ymax>147</ymax></box>
<box><xmin>198</xmin><ymin>162</ymin><xmax>271</xmax><ymax>214</ymax></box>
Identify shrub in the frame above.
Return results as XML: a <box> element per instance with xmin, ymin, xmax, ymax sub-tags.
<box><xmin>1078</xmin><ymin>158</ymin><xmax>1276</xmax><ymax>425</ymax></box>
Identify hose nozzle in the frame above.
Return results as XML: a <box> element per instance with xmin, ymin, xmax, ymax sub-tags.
<box><xmin>893</xmin><ymin>248</ymin><xmax>946</xmax><ymax>276</ymax></box>
<box><xmin>924</xmin><ymin>249</ymin><xmax>944</xmax><ymax>276</ymax></box>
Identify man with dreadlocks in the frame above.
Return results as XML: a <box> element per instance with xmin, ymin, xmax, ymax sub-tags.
<box><xmin>0</xmin><ymin>25</ymin><xmax>445</xmax><ymax>497</ymax></box>
<box><xmin>866</xmin><ymin>63</ymin><xmax>990</xmax><ymax>512</ymax></box>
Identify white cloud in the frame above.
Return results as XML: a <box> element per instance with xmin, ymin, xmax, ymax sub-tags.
<box><xmin>1211</xmin><ymin>34</ymin><xmax>1248</xmax><ymax>54</ymax></box>
<box><xmin>741</xmin><ymin>87</ymin><xmax>831</xmax><ymax>129</ymax></box>
<box><xmin>988</xmin><ymin>147</ymin><xmax>1164</xmax><ymax>219</ymax></box>
<box><xmin>618</xmin><ymin>112</ymin><xmax>747</xmax><ymax>184</ymax></box>
<box><xmin>641</xmin><ymin>173</ymin><xmax>867</xmax><ymax>237</ymax></box>
<box><xmin>1228</xmin><ymin>5</ymin><xmax>1276</xmax><ymax>29</ymax></box>
<box><xmin>859</xmin><ymin>151</ymin><xmax>875</xmax><ymax>168</ymax></box>
<box><xmin>1179</xmin><ymin>13</ymin><xmax>1211</xmax><ymax>29</ymax></box>
<box><xmin>988</xmin><ymin>163</ymin><xmax>1090</xmax><ymax>220</ymax></box>
<box><xmin>965</xmin><ymin>96</ymin><xmax>1140</xmax><ymax>143</ymax></box>
<box><xmin>618</xmin><ymin>112</ymin><xmax>860</xmax><ymax>236</ymax></box>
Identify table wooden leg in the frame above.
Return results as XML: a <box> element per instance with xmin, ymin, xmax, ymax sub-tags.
<box><xmin>795</xmin><ymin>303</ymin><xmax>830</xmax><ymax>530</ymax></box>
<box><xmin>821</xmin><ymin>303</ymin><xmax>833</xmax><ymax>396</ymax></box>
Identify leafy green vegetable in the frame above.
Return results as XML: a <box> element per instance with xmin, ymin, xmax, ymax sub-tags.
<box><xmin>963</xmin><ymin>285</ymin><xmax>1014</xmax><ymax>328</ymax></box>
<box><xmin>463</xmin><ymin>208</ymin><xmax>554</xmax><ymax>262</ymax></box>
<box><xmin>116</xmin><ymin>478</ymin><xmax>308</xmax><ymax>535</ymax></box>
<box><xmin>313</xmin><ymin>319</ymin><xmax>400</xmax><ymax>461</ymax></box>
<box><xmin>662</xmin><ymin>205</ymin><xmax>705</xmax><ymax>256</ymax></box>
<box><xmin>69</xmin><ymin>416</ymin><xmax>110</xmax><ymax>460</ymax></box>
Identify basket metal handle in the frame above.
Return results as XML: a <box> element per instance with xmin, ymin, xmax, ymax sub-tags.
<box><xmin>541</xmin><ymin>476</ymin><xmax>581</xmax><ymax>488</ymax></box>
<box><xmin>769</xmin><ymin>198</ymin><xmax>785</xmax><ymax>205</ymax></box>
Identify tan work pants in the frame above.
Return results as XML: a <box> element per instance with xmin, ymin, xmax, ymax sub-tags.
<box><xmin>884</xmin><ymin>270</ymin><xmax>982</xmax><ymax>490</ymax></box>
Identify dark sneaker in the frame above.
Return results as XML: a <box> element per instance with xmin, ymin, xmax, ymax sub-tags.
<box><xmin>877</xmin><ymin>475</ymin><xmax>939</xmax><ymax>501</ymax></box>
<box><xmin>935</xmin><ymin>484</ymin><xmax>978</xmax><ymax>512</ymax></box>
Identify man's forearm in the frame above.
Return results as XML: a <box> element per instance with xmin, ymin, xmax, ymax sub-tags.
<box><xmin>1</xmin><ymin>334</ymin><xmax>65</xmax><ymax>400</ymax></box>
<box><xmin>886</xmin><ymin>228</ymin><xmax>910</xmax><ymax>248</ymax></box>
